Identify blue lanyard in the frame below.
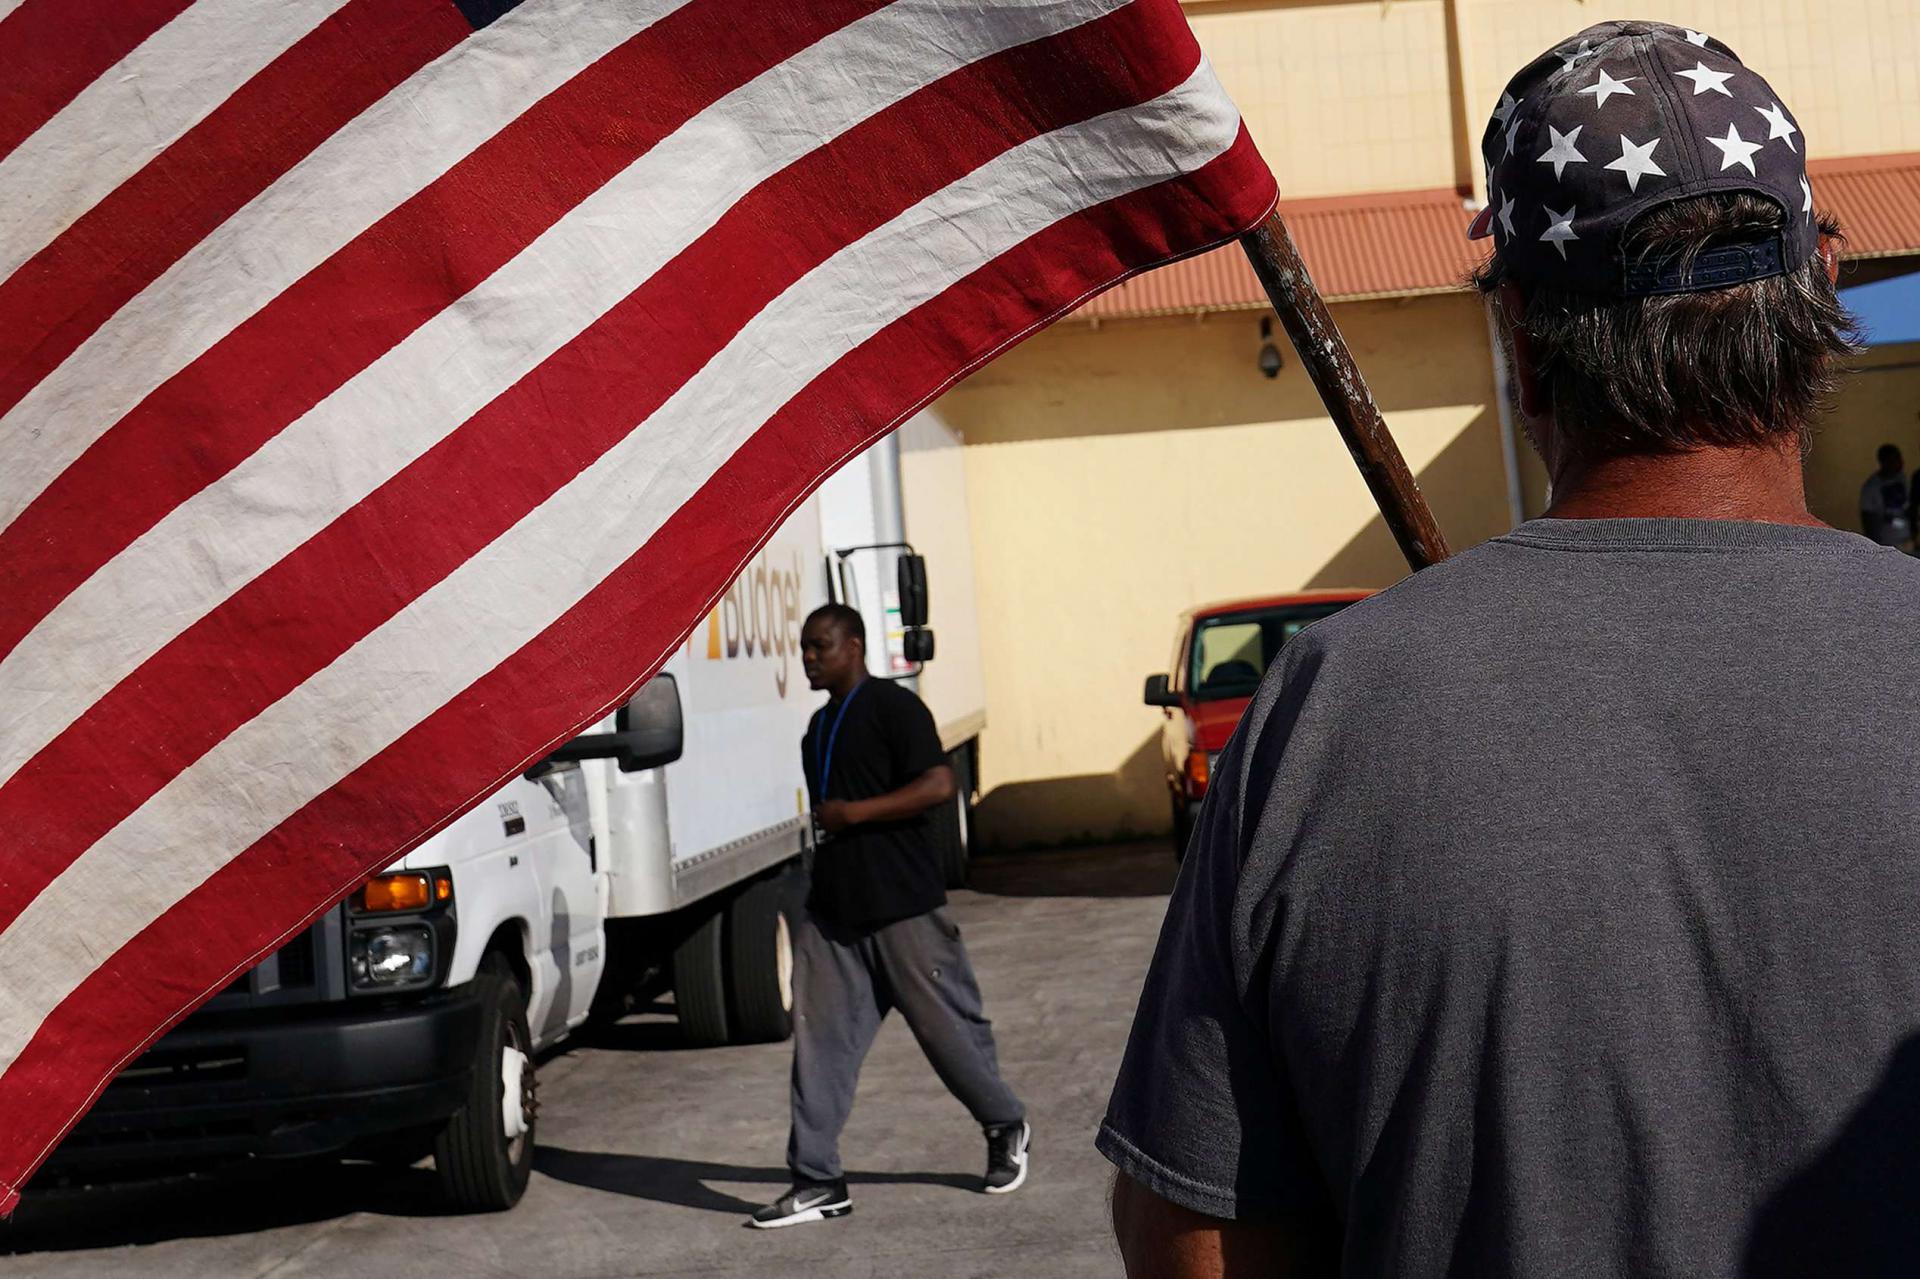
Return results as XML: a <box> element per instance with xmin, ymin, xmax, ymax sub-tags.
<box><xmin>811</xmin><ymin>680</ymin><xmax>866</xmax><ymax>797</ymax></box>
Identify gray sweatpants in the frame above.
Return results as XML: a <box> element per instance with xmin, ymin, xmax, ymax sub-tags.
<box><xmin>787</xmin><ymin>904</ymin><xmax>1025</xmax><ymax>1182</ymax></box>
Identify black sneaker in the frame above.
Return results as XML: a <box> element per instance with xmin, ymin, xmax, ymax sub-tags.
<box><xmin>747</xmin><ymin>1179</ymin><xmax>852</xmax><ymax>1229</ymax></box>
<box><xmin>983</xmin><ymin>1120</ymin><xmax>1031</xmax><ymax>1194</ymax></box>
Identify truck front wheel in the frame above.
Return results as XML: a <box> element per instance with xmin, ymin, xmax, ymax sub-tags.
<box><xmin>433</xmin><ymin>954</ymin><xmax>535</xmax><ymax>1212</ymax></box>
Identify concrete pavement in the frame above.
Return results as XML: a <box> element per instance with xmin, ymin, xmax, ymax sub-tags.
<box><xmin>0</xmin><ymin>843</ymin><xmax>1177</xmax><ymax>1279</ymax></box>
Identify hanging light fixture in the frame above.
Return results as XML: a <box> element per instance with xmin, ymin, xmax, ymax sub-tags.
<box><xmin>1258</xmin><ymin>315</ymin><xmax>1284</xmax><ymax>379</ymax></box>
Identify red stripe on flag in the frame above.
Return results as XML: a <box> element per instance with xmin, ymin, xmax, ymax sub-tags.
<box><xmin>0</xmin><ymin>0</ymin><xmax>192</xmax><ymax>164</ymax></box>
<box><xmin>0</xmin><ymin>0</ymin><xmax>889</xmax><ymax>663</ymax></box>
<box><xmin>0</xmin><ymin>0</ymin><xmax>1200</xmax><ymax>935</ymax></box>
<box><xmin>0</xmin><ymin>0</ymin><xmax>472</xmax><ymax>423</ymax></box>
<box><xmin>0</xmin><ymin>132</ymin><xmax>1274</xmax><ymax>1208</ymax></box>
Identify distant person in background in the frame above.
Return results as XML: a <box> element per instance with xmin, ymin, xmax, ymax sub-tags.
<box><xmin>1860</xmin><ymin>443</ymin><xmax>1912</xmax><ymax>546</ymax></box>
<box><xmin>749</xmin><ymin>603</ymin><xmax>1028</xmax><ymax>1230</ymax></box>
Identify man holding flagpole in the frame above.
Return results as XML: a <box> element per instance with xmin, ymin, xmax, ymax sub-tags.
<box><xmin>1101</xmin><ymin>21</ymin><xmax>1915</xmax><ymax>1278</ymax></box>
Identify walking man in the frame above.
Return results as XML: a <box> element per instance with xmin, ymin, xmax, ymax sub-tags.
<box><xmin>750</xmin><ymin>603</ymin><xmax>1029</xmax><ymax>1228</ymax></box>
<box><xmin>1860</xmin><ymin>442</ymin><xmax>1912</xmax><ymax>546</ymax></box>
<box><xmin>1101</xmin><ymin>22</ymin><xmax>1907</xmax><ymax>1278</ymax></box>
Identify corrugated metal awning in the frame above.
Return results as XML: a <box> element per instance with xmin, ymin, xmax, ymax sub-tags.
<box><xmin>1072</xmin><ymin>151</ymin><xmax>1920</xmax><ymax>322</ymax></box>
<box><xmin>1813</xmin><ymin>152</ymin><xmax>1920</xmax><ymax>261</ymax></box>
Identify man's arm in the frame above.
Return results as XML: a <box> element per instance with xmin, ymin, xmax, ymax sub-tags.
<box><xmin>1111</xmin><ymin>1172</ymin><xmax>1336</xmax><ymax>1279</ymax></box>
<box><xmin>816</xmin><ymin>764</ymin><xmax>954</xmax><ymax>833</ymax></box>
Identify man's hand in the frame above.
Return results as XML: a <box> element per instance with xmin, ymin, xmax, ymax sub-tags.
<box><xmin>816</xmin><ymin>765</ymin><xmax>956</xmax><ymax>837</ymax></box>
<box><xmin>1110</xmin><ymin>1172</ymin><xmax>1336</xmax><ymax>1279</ymax></box>
<box><xmin>816</xmin><ymin>798</ymin><xmax>860</xmax><ymax>834</ymax></box>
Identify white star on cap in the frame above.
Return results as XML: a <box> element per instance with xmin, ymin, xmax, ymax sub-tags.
<box><xmin>1605</xmin><ymin>135</ymin><xmax>1666</xmax><ymax>192</ymax></box>
<box><xmin>1684</xmin><ymin>29</ymin><xmax>1712</xmax><ymax>46</ymax></box>
<box><xmin>1800</xmin><ymin>174</ymin><xmax>1815</xmax><ymax>222</ymax></box>
<box><xmin>1706</xmin><ymin>123</ymin><xmax>1763</xmax><ymax>175</ymax></box>
<box><xmin>1537</xmin><ymin>125</ymin><xmax>1587</xmax><ymax>179</ymax></box>
<box><xmin>1558</xmin><ymin>40</ymin><xmax>1596</xmax><ymax>72</ymax></box>
<box><xmin>1755</xmin><ymin>101</ymin><xmax>1799</xmax><ymax>152</ymax></box>
<box><xmin>1494</xmin><ymin>91</ymin><xmax>1523</xmax><ymax>130</ymax></box>
<box><xmin>1675</xmin><ymin>62</ymin><xmax>1735</xmax><ymax>96</ymax></box>
<box><xmin>1541</xmin><ymin>206</ymin><xmax>1579</xmax><ymax>259</ymax></box>
<box><xmin>1505</xmin><ymin>114</ymin><xmax>1523</xmax><ymax>158</ymax></box>
<box><xmin>1496</xmin><ymin>189</ymin><xmax>1518</xmax><ymax>240</ymax></box>
<box><xmin>1579</xmin><ymin>69</ymin><xmax>1638</xmax><ymax>109</ymax></box>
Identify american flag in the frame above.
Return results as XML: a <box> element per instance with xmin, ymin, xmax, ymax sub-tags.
<box><xmin>0</xmin><ymin>0</ymin><xmax>1274</xmax><ymax>1206</ymax></box>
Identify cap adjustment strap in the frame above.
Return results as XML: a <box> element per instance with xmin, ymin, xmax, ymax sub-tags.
<box><xmin>1619</xmin><ymin>235</ymin><xmax>1787</xmax><ymax>297</ymax></box>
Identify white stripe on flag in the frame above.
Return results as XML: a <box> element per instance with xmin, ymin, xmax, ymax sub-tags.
<box><xmin>0</xmin><ymin>61</ymin><xmax>1241</xmax><ymax>1077</ymax></box>
<box><xmin>0</xmin><ymin>0</ymin><xmax>1135</xmax><ymax>790</ymax></box>
<box><xmin>0</xmin><ymin>0</ymin><xmax>351</xmax><ymax>281</ymax></box>
<box><xmin>0</xmin><ymin>0</ymin><xmax>679</xmax><ymax>531</ymax></box>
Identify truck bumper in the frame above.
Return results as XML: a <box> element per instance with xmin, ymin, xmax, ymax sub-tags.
<box><xmin>41</xmin><ymin>988</ymin><xmax>482</xmax><ymax>1180</ymax></box>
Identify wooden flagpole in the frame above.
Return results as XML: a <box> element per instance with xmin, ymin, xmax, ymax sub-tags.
<box><xmin>1240</xmin><ymin>209</ymin><xmax>1453</xmax><ymax>571</ymax></box>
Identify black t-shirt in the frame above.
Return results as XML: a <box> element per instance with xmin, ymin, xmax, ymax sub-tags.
<box><xmin>802</xmin><ymin>678</ymin><xmax>948</xmax><ymax>930</ymax></box>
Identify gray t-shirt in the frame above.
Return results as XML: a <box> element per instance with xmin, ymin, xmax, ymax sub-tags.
<box><xmin>1099</xmin><ymin>518</ymin><xmax>1920</xmax><ymax>1279</ymax></box>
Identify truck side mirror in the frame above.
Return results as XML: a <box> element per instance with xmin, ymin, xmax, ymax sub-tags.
<box><xmin>897</xmin><ymin>553</ymin><xmax>929</xmax><ymax>627</ymax></box>
<box><xmin>1143</xmin><ymin>674</ymin><xmax>1179</xmax><ymax>708</ymax></box>
<box><xmin>614</xmin><ymin>673</ymin><xmax>684</xmax><ymax>772</ymax></box>
<box><xmin>902</xmin><ymin>627</ymin><xmax>935</xmax><ymax>663</ymax></box>
<box><xmin>542</xmin><ymin>673</ymin><xmax>685</xmax><ymax>773</ymax></box>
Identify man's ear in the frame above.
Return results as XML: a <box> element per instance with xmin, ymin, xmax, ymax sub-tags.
<box><xmin>1817</xmin><ymin>232</ymin><xmax>1840</xmax><ymax>286</ymax></box>
<box><xmin>1496</xmin><ymin>281</ymin><xmax>1545</xmax><ymax>418</ymax></box>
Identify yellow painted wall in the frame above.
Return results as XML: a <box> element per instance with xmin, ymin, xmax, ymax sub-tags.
<box><xmin>944</xmin><ymin>293</ymin><xmax>1515</xmax><ymax>847</ymax></box>
<box><xmin>1184</xmin><ymin>0</ymin><xmax>1920</xmax><ymax>205</ymax></box>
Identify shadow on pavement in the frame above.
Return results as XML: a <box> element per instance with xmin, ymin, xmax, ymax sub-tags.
<box><xmin>0</xmin><ymin>1160</ymin><xmax>445</xmax><ymax>1254</ymax></box>
<box><xmin>966</xmin><ymin>841</ymin><xmax>1176</xmax><ymax>899</ymax></box>
<box><xmin>534</xmin><ymin>1146</ymin><xmax>976</xmax><ymax>1215</ymax></box>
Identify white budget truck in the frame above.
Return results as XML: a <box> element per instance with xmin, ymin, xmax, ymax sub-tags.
<box><xmin>41</xmin><ymin>418</ymin><xmax>987</xmax><ymax>1211</ymax></box>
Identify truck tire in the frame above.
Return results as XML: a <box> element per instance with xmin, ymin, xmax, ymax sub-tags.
<box><xmin>672</xmin><ymin>909</ymin><xmax>730</xmax><ymax>1048</ymax></box>
<box><xmin>1171</xmin><ymin>796</ymin><xmax>1196</xmax><ymax>862</ymax></box>
<box><xmin>724</xmin><ymin>869</ymin><xmax>799</xmax><ymax>1044</ymax></box>
<box><xmin>433</xmin><ymin>954</ymin><xmax>535</xmax><ymax>1212</ymax></box>
<box><xmin>938</xmin><ymin>748</ymin><xmax>973</xmax><ymax>889</ymax></box>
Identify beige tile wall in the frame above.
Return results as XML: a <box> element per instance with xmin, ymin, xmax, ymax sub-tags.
<box><xmin>1463</xmin><ymin>1</ymin><xmax>1920</xmax><ymax>180</ymax></box>
<box><xmin>1186</xmin><ymin>0</ymin><xmax>1920</xmax><ymax>203</ymax></box>
<box><xmin>1191</xmin><ymin>0</ymin><xmax>1459</xmax><ymax>198</ymax></box>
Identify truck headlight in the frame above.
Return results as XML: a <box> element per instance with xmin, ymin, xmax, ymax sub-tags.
<box><xmin>350</xmin><ymin>924</ymin><xmax>434</xmax><ymax>990</ymax></box>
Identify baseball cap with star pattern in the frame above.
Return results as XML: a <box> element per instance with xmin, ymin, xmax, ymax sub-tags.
<box><xmin>1467</xmin><ymin>21</ymin><xmax>1818</xmax><ymax>297</ymax></box>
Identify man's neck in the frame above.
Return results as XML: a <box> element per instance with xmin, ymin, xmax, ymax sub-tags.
<box><xmin>1543</xmin><ymin>439</ymin><xmax>1823</xmax><ymax>526</ymax></box>
<box><xmin>827</xmin><ymin>673</ymin><xmax>866</xmax><ymax>703</ymax></box>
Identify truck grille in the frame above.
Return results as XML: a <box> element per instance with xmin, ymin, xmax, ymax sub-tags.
<box><xmin>202</xmin><ymin>909</ymin><xmax>345</xmax><ymax>1012</ymax></box>
<box><xmin>110</xmin><ymin>1043</ymin><xmax>248</xmax><ymax>1088</ymax></box>
<box><xmin>219</xmin><ymin>929</ymin><xmax>317</xmax><ymax>997</ymax></box>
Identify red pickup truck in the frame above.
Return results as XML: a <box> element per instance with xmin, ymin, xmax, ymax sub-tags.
<box><xmin>1144</xmin><ymin>590</ymin><xmax>1370</xmax><ymax>857</ymax></box>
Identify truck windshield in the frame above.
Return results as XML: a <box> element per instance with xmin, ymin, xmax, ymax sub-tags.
<box><xmin>1189</xmin><ymin>603</ymin><xmax>1354</xmax><ymax>700</ymax></box>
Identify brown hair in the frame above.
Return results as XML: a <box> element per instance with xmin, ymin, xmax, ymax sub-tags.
<box><xmin>1474</xmin><ymin>193</ymin><xmax>1859</xmax><ymax>460</ymax></box>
